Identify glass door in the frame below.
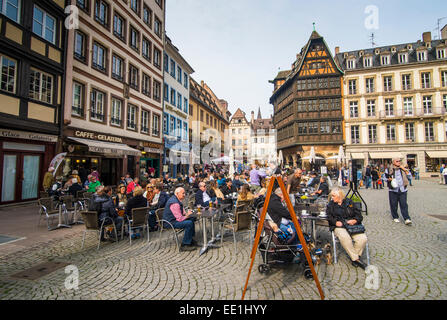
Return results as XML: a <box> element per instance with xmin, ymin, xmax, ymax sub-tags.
<box><xmin>1</xmin><ymin>153</ymin><xmax>42</xmax><ymax>203</ymax></box>
<box><xmin>22</xmin><ymin>155</ymin><xmax>40</xmax><ymax>200</ymax></box>
<box><xmin>1</xmin><ymin>155</ymin><xmax>17</xmax><ymax>202</ymax></box>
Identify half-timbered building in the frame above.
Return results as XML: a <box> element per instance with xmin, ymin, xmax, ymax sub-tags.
<box><xmin>0</xmin><ymin>0</ymin><xmax>67</xmax><ymax>204</ymax></box>
<box><xmin>270</xmin><ymin>30</ymin><xmax>345</xmax><ymax>170</ymax></box>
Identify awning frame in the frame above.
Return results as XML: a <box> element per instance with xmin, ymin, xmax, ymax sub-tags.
<box><xmin>67</xmin><ymin>137</ymin><xmax>141</xmax><ymax>157</ymax></box>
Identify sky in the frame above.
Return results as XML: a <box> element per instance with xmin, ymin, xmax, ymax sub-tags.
<box><xmin>166</xmin><ymin>0</ymin><xmax>447</xmax><ymax>119</ymax></box>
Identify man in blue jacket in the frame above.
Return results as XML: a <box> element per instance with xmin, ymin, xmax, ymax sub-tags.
<box><xmin>163</xmin><ymin>188</ymin><xmax>199</xmax><ymax>251</ymax></box>
<box><xmin>148</xmin><ymin>183</ymin><xmax>169</xmax><ymax>231</ymax></box>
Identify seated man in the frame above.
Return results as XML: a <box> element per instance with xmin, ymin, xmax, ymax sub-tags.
<box><xmin>195</xmin><ymin>182</ymin><xmax>216</xmax><ymax>207</ymax></box>
<box><xmin>267</xmin><ymin>188</ymin><xmax>301</xmax><ymax>247</ymax></box>
<box><xmin>163</xmin><ymin>187</ymin><xmax>199</xmax><ymax>251</ymax></box>
<box><xmin>232</xmin><ymin>174</ymin><xmax>243</xmax><ymax>191</ymax></box>
<box><xmin>311</xmin><ymin>176</ymin><xmax>330</xmax><ymax>197</ymax></box>
<box><xmin>306</xmin><ymin>172</ymin><xmax>319</xmax><ymax>189</ymax></box>
<box><xmin>89</xmin><ymin>186</ymin><xmax>123</xmax><ymax>241</ymax></box>
<box><xmin>220</xmin><ymin>179</ymin><xmax>237</xmax><ymax>197</ymax></box>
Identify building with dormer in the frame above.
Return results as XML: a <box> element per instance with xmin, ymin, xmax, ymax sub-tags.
<box><xmin>336</xmin><ymin>30</ymin><xmax>447</xmax><ymax>176</ymax></box>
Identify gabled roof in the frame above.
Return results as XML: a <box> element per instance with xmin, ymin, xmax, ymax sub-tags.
<box><xmin>230</xmin><ymin>108</ymin><xmax>249</xmax><ymax>123</ymax></box>
<box><xmin>270</xmin><ymin>30</ymin><xmax>343</xmax><ymax>102</ymax></box>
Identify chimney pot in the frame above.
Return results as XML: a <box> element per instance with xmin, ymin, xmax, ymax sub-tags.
<box><xmin>423</xmin><ymin>32</ymin><xmax>432</xmax><ymax>43</ymax></box>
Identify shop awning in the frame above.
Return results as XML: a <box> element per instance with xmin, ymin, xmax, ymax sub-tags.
<box><xmin>350</xmin><ymin>153</ymin><xmax>365</xmax><ymax>159</ymax></box>
<box><xmin>68</xmin><ymin>137</ymin><xmax>141</xmax><ymax>157</ymax></box>
<box><xmin>426</xmin><ymin>151</ymin><xmax>447</xmax><ymax>158</ymax></box>
<box><xmin>369</xmin><ymin>152</ymin><xmax>403</xmax><ymax>159</ymax></box>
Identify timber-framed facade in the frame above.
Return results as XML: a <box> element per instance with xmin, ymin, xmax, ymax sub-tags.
<box><xmin>270</xmin><ymin>30</ymin><xmax>345</xmax><ymax>169</ymax></box>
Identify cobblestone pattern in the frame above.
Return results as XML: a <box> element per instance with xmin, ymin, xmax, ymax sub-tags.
<box><xmin>0</xmin><ymin>180</ymin><xmax>446</xmax><ymax>300</ymax></box>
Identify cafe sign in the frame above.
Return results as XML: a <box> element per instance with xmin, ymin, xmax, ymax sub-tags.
<box><xmin>0</xmin><ymin>129</ymin><xmax>58</xmax><ymax>143</ymax></box>
<box><xmin>74</xmin><ymin>130</ymin><xmax>123</xmax><ymax>143</ymax></box>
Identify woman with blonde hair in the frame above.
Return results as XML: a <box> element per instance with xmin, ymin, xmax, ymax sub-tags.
<box><xmin>326</xmin><ymin>187</ymin><xmax>368</xmax><ymax>269</ymax></box>
<box><xmin>124</xmin><ymin>186</ymin><xmax>148</xmax><ymax>219</ymax></box>
<box><xmin>210</xmin><ymin>180</ymin><xmax>224</xmax><ymax>202</ymax></box>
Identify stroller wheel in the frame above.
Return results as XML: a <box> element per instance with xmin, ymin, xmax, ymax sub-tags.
<box><xmin>304</xmin><ymin>268</ymin><xmax>313</xmax><ymax>280</ymax></box>
<box><xmin>258</xmin><ymin>264</ymin><xmax>270</xmax><ymax>274</ymax></box>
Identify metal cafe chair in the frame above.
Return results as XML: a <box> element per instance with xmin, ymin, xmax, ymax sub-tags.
<box><xmin>80</xmin><ymin>211</ymin><xmax>118</xmax><ymax>250</ymax></box>
<box><xmin>38</xmin><ymin>197</ymin><xmax>62</xmax><ymax>230</ymax></box>
<box><xmin>155</xmin><ymin>207</ymin><xmax>183</xmax><ymax>252</ymax></box>
<box><xmin>124</xmin><ymin>207</ymin><xmax>150</xmax><ymax>245</ymax></box>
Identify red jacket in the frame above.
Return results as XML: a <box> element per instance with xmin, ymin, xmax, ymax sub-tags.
<box><xmin>126</xmin><ymin>181</ymin><xmax>139</xmax><ymax>194</ymax></box>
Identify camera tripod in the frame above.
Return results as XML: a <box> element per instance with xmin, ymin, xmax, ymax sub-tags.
<box><xmin>345</xmin><ymin>180</ymin><xmax>368</xmax><ymax>216</ymax></box>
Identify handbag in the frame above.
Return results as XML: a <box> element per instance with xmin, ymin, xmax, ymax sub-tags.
<box><xmin>343</xmin><ymin>221</ymin><xmax>366</xmax><ymax>235</ymax></box>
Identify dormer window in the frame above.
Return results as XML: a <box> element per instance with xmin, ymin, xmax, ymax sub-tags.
<box><xmin>381</xmin><ymin>55</ymin><xmax>390</xmax><ymax>65</ymax></box>
<box><xmin>398</xmin><ymin>53</ymin><xmax>408</xmax><ymax>64</ymax></box>
<box><xmin>363</xmin><ymin>56</ymin><xmax>372</xmax><ymax>67</ymax></box>
<box><xmin>437</xmin><ymin>48</ymin><xmax>446</xmax><ymax>59</ymax></box>
<box><xmin>347</xmin><ymin>59</ymin><xmax>356</xmax><ymax>69</ymax></box>
<box><xmin>417</xmin><ymin>50</ymin><xmax>427</xmax><ymax>61</ymax></box>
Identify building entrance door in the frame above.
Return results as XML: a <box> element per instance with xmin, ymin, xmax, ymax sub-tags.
<box><xmin>1</xmin><ymin>153</ymin><xmax>41</xmax><ymax>204</ymax></box>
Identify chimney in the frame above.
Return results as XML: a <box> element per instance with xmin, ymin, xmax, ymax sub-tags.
<box><xmin>423</xmin><ymin>32</ymin><xmax>432</xmax><ymax>43</ymax></box>
<box><xmin>335</xmin><ymin>46</ymin><xmax>340</xmax><ymax>55</ymax></box>
<box><xmin>251</xmin><ymin>111</ymin><xmax>255</xmax><ymax>124</ymax></box>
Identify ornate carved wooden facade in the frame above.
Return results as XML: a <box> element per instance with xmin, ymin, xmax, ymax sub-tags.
<box><xmin>270</xmin><ymin>30</ymin><xmax>345</xmax><ymax>167</ymax></box>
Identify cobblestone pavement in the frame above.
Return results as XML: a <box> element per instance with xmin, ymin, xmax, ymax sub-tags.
<box><xmin>0</xmin><ymin>179</ymin><xmax>446</xmax><ymax>300</ymax></box>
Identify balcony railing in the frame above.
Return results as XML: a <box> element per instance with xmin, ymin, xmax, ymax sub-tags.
<box><xmin>379</xmin><ymin>107</ymin><xmax>446</xmax><ymax>120</ymax></box>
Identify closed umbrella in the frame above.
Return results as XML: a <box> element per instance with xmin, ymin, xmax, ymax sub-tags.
<box><xmin>229</xmin><ymin>149</ymin><xmax>235</xmax><ymax>178</ymax></box>
<box><xmin>278</xmin><ymin>150</ymin><xmax>283</xmax><ymax>165</ymax></box>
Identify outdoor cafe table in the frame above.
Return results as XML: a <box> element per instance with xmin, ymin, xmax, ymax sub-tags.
<box><xmin>299</xmin><ymin>213</ymin><xmax>328</xmax><ymax>243</ymax></box>
<box><xmin>196</xmin><ymin>203</ymin><xmax>232</xmax><ymax>256</ymax></box>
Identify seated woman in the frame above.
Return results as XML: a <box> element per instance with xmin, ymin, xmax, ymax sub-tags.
<box><xmin>237</xmin><ymin>184</ymin><xmax>254</xmax><ymax>202</ymax></box>
<box><xmin>326</xmin><ymin>187</ymin><xmax>368</xmax><ymax>269</ymax></box>
<box><xmin>115</xmin><ymin>184</ymin><xmax>128</xmax><ymax>210</ymax></box>
<box><xmin>210</xmin><ymin>180</ymin><xmax>224</xmax><ymax>203</ymax></box>
<box><xmin>254</xmin><ymin>179</ymin><xmax>267</xmax><ymax>198</ymax></box>
<box><xmin>124</xmin><ymin>186</ymin><xmax>148</xmax><ymax>218</ymax></box>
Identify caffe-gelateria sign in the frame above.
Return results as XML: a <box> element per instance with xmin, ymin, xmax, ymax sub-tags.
<box><xmin>74</xmin><ymin>130</ymin><xmax>123</xmax><ymax>143</ymax></box>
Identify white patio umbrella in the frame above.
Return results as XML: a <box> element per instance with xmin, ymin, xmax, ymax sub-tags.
<box><xmin>189</xmin><ymin>152</ymin><xmax>194</xmax><ymax>175</ymax></box>
<box><xmin>278</xmin><ymin>150</ymin><xmax>283</xmax><ymax>165</ymax></box>
<box><xmin>228</xmin><ymin>149</ymin><xmax>235</xmax><ymax>178</ymax></box>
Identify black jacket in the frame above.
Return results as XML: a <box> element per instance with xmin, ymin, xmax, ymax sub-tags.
<box><xmin>125</xmin><ymin>195</ymin><xmax>148</xmax><ymax>217</ymax></box>
<box><xmin>326</xmin><ymin>198</ymin><xmax>363</xmax><ymax>231</ymax></box>
<box><xmin>267</xmin><ymin>194</ymin><xmax>292</xmax><ymax>227</ymax></box>
<box><xmin>89</xmin><ymin>194</ymin><xmax>118</xmax><ymax>221</ymax></box>
<box><xmin>220</xmin><ymin>184</ymin><xmax>237</xmax><ymax>196</ymax></box>
<box><xmin>195</xmin><ymin>188</ymin><xmax>216</xmax><ymax>206</ymax></box>
<box><xmin>150</xmin><ymin>191</ymin><xmax>169</xmax><ymax>210</ymax></box>
<box><xmin>68</xmin><ymin>183</ymin><xmax>83</xmax><ymax>197</ymax></box>
<box><xmin>317</xmin><ymin>182</ymin><xmax>329</xmax><ymax>196</ymax></box>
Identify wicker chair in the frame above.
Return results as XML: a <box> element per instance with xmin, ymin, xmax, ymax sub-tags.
<box><xmin>80</xmin><ymin>211</ymin><xmax>118</xmax><ymax>250</ymax></box>
<box><xmin>38</xmin><ymin>197</ymin><xmax>61</xmax><ymax>230</ymax></box>
<box><xmin>124</xmin><ymin>207</ymin><xmax>150</xmax><ymax>245</ymax></box>
<box><xmin>154</xmin><ymin>207</ymin><xmax>184</xmax><ymax>252</ymax></box>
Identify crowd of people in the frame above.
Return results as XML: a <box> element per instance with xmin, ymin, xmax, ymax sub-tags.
<box><xmin>40</xmin><ymin>157</ymin><xmax>421</xmax><ymax>266</ymax></box>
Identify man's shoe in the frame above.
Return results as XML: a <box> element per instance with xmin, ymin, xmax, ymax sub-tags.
<box><xmin>352</xmin><ymin>259</ymin><xmax>367</xmax><ymax>270</ymax></box>
<box><xmin>190</xmin><ymin>239</ymin><xmax>201</xmax><ymax>247</ymax></box>
<box><xmin>393</xmin><ymin>219</ymin><xmax>400</xmax><ymax>223</ymax></box>
<box><xmin>404</xmin><ymin>219</ymin><xmax>412</xmax><ymax>226</ymax></box>
<box><xmin>180</xmin><ymin>244</ymin><xmax>196</xmax><ymax>252</ymax></box>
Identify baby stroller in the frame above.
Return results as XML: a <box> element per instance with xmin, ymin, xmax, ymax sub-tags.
<box><xmin>252</xmin><ymin>201</ymin><xmax>320</xmax><ymax>279</ymax></box>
